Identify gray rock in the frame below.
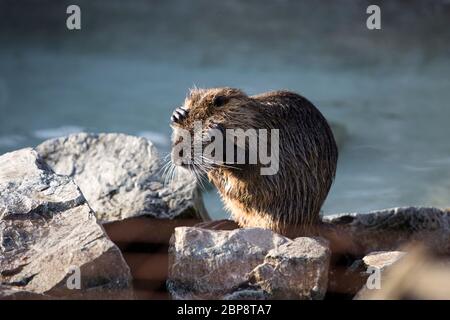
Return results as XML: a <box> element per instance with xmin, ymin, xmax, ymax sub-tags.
<box><xmin>36</xmin><ymin>133</ymin><xmax>208</xmax><ymax>223</ymax></box>
<box><xmin>323</xmin><ymin>207</ymin><xmax>450</xmax><ymax>255</ymax></box>
<box><xmin>362</xmin><ymin>251</ymin><xmax>406</xmax><ymax>272</ymax></box>
<box><xmin>168</xmin><ymin>227</ymin><xmax>288</xmax><ymax>299</ymax></box>
<box><xmin>222</xmin><ymin>289</ymin><xmax>269</xmax><ymax>300</ymax></box>
<box><xmin>0</xmin><ymin>285</ymin><xmax>51</xmax><ymax>300</ymax></box>
<box><xmin>249</xmin><ymin>237</ymin><xmax>330</xmax><ymax>299</ymax></box>
<box><xmin>355</xmin><ymin>248</ymin><xmax>450</xmax><ymax>300</ymax></box>
<box><xmin>167</xmin><ymin>227</ymin><xmax>330</xmax><ymax>300</ymax></box>
<box><xmin>353</xmin><ymin>251</ymin><xmax>406</xmax><ymax>299</ymax></box>
<box><xmin>0</xmin><ymin>148</ymin><xmax>132</xmax><ymax>299</ymax></box>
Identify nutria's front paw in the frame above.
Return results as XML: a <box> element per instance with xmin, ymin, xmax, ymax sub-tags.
<box><xmin>194</xmin><ymin>219</ymin><xmax>240</xmax><ymax>231</ymax></box>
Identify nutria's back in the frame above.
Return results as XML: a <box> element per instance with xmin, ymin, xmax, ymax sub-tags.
<box><xmin>170</xmin><ymin>88</ymin><xmax>338</xmax><ymax>236</ymax></box>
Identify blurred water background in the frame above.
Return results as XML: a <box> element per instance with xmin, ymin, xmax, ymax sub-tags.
<box><xmin>0</xmin><ymin>0</ymin><xmax>449</xmax><ymax>219</ymax></box>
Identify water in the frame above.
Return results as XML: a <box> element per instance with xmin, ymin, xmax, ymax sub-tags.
<box><xmin>1</xmin><ymin>0</ymin><xmax>449</xmax><ymax>219</ymax></box>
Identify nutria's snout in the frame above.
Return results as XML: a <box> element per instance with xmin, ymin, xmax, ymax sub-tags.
<box><xmin>170</xmin><ymin>106</ymin><xmax>191</xmax><ymax>167</ymax></box>
<box><xmin>170</xmin><ymin>134</ymin><xmax>189</xmax><ymax>167</ymax></box>
<box><xmin>170</xmin><ymin>122</ymin><xmax>209</xmax><ymax>170</ymax></box>
<box><xmin>170</xmin><ymin>97</ymin><xmax>227</xmax><ymax>170</ymax></box>
<box><xmin>170</xmin><ymin>128</ymin><xmax>221</xmax><ymax>171</ymax></box>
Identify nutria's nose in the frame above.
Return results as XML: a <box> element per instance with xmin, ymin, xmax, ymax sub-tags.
<box><xmin>171</xmin><ymin>106</ymin><xmax>189</xmax><ymax>124</ymax></box>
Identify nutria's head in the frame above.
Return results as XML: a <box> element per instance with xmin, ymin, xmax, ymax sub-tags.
<box><xmin>170</xmin><ymin>87</ymin><xmax>259</xmax><ymax>172</ymax></box>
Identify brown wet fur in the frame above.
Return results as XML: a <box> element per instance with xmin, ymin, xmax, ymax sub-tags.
<box><xmin>172</xmin><ymin>87</ymin><xmax>338</xmax><ymax>238</ymax></box>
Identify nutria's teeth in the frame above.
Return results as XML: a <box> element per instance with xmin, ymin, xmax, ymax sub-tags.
<box><xmin>177</xmin><ymin>108</ymin><xmax>188</xmax><ymax>118</ymax></box>
<box><xmin>171</xmin><ymin>107</ymin><xmax>189</xmax><ymax>123</ymax></box>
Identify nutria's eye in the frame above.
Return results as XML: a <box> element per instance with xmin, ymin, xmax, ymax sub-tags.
<box><xmin>212</xmin><ymin>95</ymin><xmax>229</xmax><ymax>107</ymax></box>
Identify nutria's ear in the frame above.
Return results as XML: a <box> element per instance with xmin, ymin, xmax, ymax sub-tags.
<box><xmin>212</xmin><ymin>95</ymin><xmax>229</xmax><ymax>107</ymax></box>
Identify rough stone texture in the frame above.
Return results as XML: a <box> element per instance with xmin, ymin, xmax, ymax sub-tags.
<box><xmin>36</xmin><ymin>133</ymin><xmax>208</xmax><ymax>223</ymax></box>
<box><xmin>323</xmin><ymin>207</ymin><xmax>450</xmax><ymax>255</ymax></box>
<box><xmin>168</xmin><ymin>227</ymin><xmax>288</xmax><ymax>299</ymax></box>
<box><xmin>0</xmin><ymin>285</ymin><xmax>51</xmax><ymax>300</ymax></box>
<box><xmin>355</xmin><ymin>248</ymin><xmax>450</xmax><ymax>300</ymax></box>
<box><xmin>249</xmin><ymin>237</ymin><xmax>330</xmax><ymax>299</ymax></box>
<box><xmin>0</xmin><ymin>148</ymin><xmax>133</xmax><ymax>299</ymax></box>
<box><xmin>362</xmin><ymin>251</ymin><xmax>406</xmax><ymax>271</ymax></box>
<box><xmin>352</xmin><ymin>251</ymin><xmax>406</xmax><ymax>300</ymax></box>
<box><xmin>167</xmin><ymin>227</ymin><xmax>330</xmax><ymax>300</ymax></box>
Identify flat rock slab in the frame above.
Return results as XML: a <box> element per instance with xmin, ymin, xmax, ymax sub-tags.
<box><xmin>167</xmin><ymin>227</ymin><xmax>330</xmax><ymax>300</ymax></box>
<box><xmin>352</xmin><ymin>251</ymin><xmax>406</xmax><ymax>299</ymax></box>
<box><xmin>362</xmin><ymin>251</ymin><xmax>406</xmax><ymax>271</ymax></box>
<box><xmin>36</xmin><ymin>133</ymin><xmax>208</xmax><ymax>223</ymax></box>
<box><xmin>0</xmin><ymin>285</ymin><xmax>52</xmax><ymax>300</ymax></box>
<box><xmin>324</xmin><ymin>207</ymin><xmax>450</xmax><ymax>255</ymax></box>
<box><xmin>354</xmin><ymin>249</ymin><xmax>450</xmax><ymax>299</ymax></box>
<box><xmin>249</xmin><ymin>237</ymin><xmax>330</xmax><ymax>299</ymax></box>
<box><xmin>0</xmin><ymin>148</ymin><xmax>132</xmax><ymax>299</ymax></box>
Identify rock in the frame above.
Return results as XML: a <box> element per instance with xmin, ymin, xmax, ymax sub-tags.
<box><xmin>354</xmin><ymin>247</ymin><xmax>450</xmax><ymax>299</ymax></box>
<box><xmin>327</xmin><ymin>251</ymin><xmax>406</xmax><ymax>299</ymax></box>
<box><xmin>0</xmin><ymin>148</ymin><xmax>132</xmax><ymax>299</ymax></box>
<box><xmin>353</xmin><ymin>251</ymin><xmax>406</xmax><ymax>299</ymax></box>
<box><xmin>362</xmin><ymin>251</ymin><xmax>406</xmax><ymax>271</ymax></box>
<box><xmin>167</xmin><ymin>227</ymin><xmax>288</xmax><ymax>299</ymax></box>
<box><xmin>323</xmin><ymin>207</ymin><xmax>450</xmax><ymax>255</ymax></box>
<box><xmin>167</xmin><ymin>227</ymin><xmax>330</xmax><ymax>300</ymax></box>
<box><xmin>36</xmin><ymin>133</ymin><xmax>208</xmax><ymax>223</ymax></box>
<box><xmin>249</xmin><ymin>237</ymin><xmax>330</xmax><ymax>299</ymax></box>
<box><xmin>326</xmin><ymin>258</ymin><xmax>368</xmax><ymax>298</ymax></box>
<box><xmin>222</xmin><ymin>289</ymin><xmax>269</xmax><ymax>300</ymax></box>
<box><xmin>0</xmin><ymin>285</ymin><xmax>51</xmax><ymax>300</ymax></box>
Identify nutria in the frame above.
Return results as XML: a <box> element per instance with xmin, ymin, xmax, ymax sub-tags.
<box><xmin>170</xmin><ymin>87</ymin><xmax>338</xmax><ymax>237</ymax></box>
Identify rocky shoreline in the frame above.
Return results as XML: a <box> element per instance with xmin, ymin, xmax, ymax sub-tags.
<box><xmin>1</xmin><ymin>133</ymin><xmax>449</xmax><ymax>299</ymax></box>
